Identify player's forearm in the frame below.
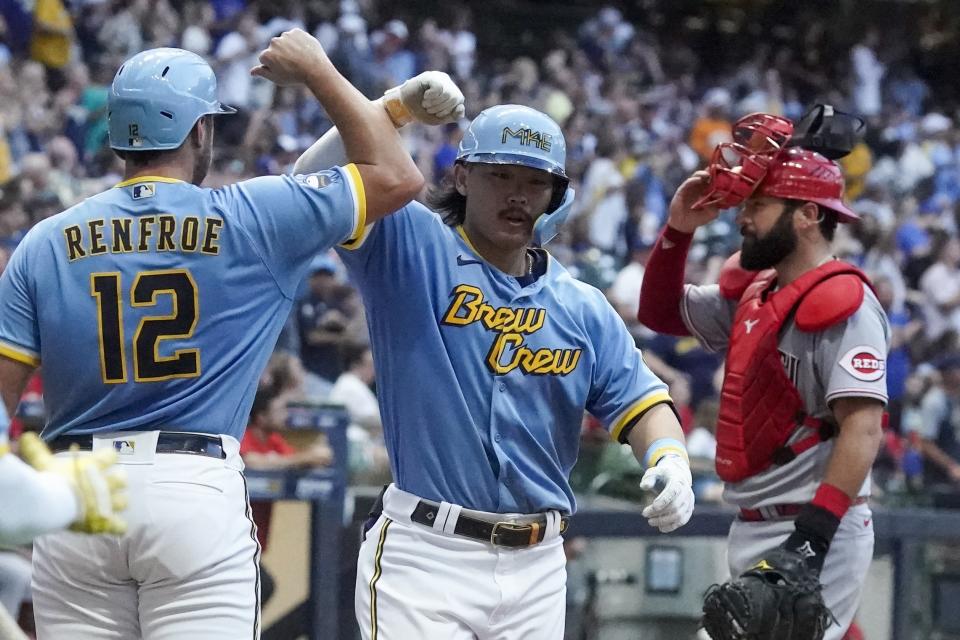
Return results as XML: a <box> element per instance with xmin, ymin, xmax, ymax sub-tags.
<box><xmin>626</xmin><ymin>402</ymin><xmax>687</xmax><ymax>465</ymax></box>
<box><xmin>301</xmin><ymin>62</ymin><xmax>422</xmax><ymax>220</ymax></box>
<box><xmin>778</xmin><ymin>398</ymin><xmax>884</xmax><ymax>571</ymax></box>
<box><xmin>822</xmin><ymin>398</ymin><xmax>885</xmax><ymax>497</ymax></box>
<box><xmin>637</xmin><ymin>225</ymin><xmax>693</xmax><ymax>336</ymax></box>
<box><xmin>294</xmin><ymin>127</ymin><xmax>347</xmax><ymax>175</ymax></box>
<box><xmin>0</xmin><ymin>453</ymin><xmax>79</xmax><ymax>544</ymax></box>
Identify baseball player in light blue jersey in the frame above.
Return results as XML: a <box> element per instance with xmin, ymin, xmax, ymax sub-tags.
<box><xmin>0</xmin><ymin>30</ymin><xmax>427</xmax><ymax>639</ymax></box>
<box><xmin>295</xmin><ymin>103</ymin><xmax>695</xmax><ymax>638</ymax></box>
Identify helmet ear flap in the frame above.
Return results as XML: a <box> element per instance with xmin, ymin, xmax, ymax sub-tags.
<box><xmin>547</xmin><ymin>176</ymin><xmax>569</xmax><ymax>213</ymax></box>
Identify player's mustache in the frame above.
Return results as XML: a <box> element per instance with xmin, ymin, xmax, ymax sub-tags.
<box><xmin>498</xmin><ymin>207</ymin><xmax>531</xmax><ymax>221</ymax></box>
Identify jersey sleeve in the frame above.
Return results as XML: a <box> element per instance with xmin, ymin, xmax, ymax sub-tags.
<box><xmin>0</xmin><ymin>232</ymin><xmax>40</xmax><ymax>366</ymax></box>
<box><xmin>335</xmin><ymin>200</ymin><xmax>442</xmax><ymax>281</ymax></box>
<box><xmin>819</xmin><ymin>289</ymin><xmax>891</xmax><ymax>406</ymax></box>
<box><xmin>586</xmin><ymin>298</ymin><xmax>672</xmax><ymax>442</ymax></box>
<box><xmin>680</xmin><ymin>283</ymin><xmax>736</xmax><ymax>353</ymax></box>
<box><xmin>221</xmin><ymin>164</ymin><xmax>365</xmax><ymax>297</ymax></box>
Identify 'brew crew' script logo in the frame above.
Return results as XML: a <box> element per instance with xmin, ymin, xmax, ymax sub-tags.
<box><xmin>441</xmin><ymin>284</ymin><xmax>581</xmax><ymax>376</ymax></box>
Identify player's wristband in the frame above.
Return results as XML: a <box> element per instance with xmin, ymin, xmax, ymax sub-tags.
<box><xmin>810</xmin><ymin>482</ymin><xmax>853</xmax><ymax>520</ymax></box>
<box><xmin>379</xmin><ymin>88</ymin><xmax>413</xmax><ymax>128</ymax></box>
<box><xmin>643</xmin><ymin>438</ymin><xmax>688</xmax><ymax>469</ymax></box>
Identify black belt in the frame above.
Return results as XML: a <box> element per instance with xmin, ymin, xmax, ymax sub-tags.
<box><xmin>48</xmin><ymin>432</ymin><xmax>226</xmax><ymax>460</ymax></box>
<box><xmin>411</xmin><ymin>500</ymin><xmax>568</xmax><ymax>548</ymax></box>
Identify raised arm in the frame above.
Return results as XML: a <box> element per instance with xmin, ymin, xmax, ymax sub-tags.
<box><xmin>295</xmin><ymin>71</ymin><xmax>465</xmax><ymax>175</ymax></box>
<box><xmin>252</xmin><ymin>29</ymin><xmax>428</xmax><ymax>223</ymax></box>
<box><xmin>638</xmin><ymin>172</ymin><xmax>721</xmax><ymax>334</ymax></box>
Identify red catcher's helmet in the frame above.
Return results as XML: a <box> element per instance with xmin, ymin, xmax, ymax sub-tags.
<box><xmin>754</xmin><ymin>147</ymin><xmax>859</xmax><ymax>222</ymax></box>
<box><xmin>693</xmin><ymin>113</ymin><xmax>794</xmax><ymax>209</ymax></box>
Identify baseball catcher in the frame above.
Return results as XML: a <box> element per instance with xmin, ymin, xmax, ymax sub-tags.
<box><xmin>638</xmin><ymin>104</ymin><xmax>886</xmax><ymax>640</ymax></box>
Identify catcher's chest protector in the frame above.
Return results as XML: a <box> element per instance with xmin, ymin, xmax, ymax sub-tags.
<box><xmin>715</xmin><ymin>261</ymin><xmax>871</xmax><ymax>482</ymax></box>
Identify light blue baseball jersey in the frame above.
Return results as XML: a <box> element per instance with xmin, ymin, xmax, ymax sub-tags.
<box><xmin>0</xmin><ymin>166</ymin><xmax>366</xmax><ymax>441</ymax></box>
<box><xmin>337</xmin><ymin>202</ymin><xmax>671</xmax><ymax>514</ymax></box>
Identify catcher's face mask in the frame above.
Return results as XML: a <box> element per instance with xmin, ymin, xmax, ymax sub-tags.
<box><xmin>693</xmin><ymin>113</ymin><xmax>794</xmax><ymax>210</ymax></box>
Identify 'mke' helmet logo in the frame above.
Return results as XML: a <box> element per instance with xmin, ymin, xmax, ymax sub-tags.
<box><xmin>501</xmin><ymin>126</ymin><xmax>552</xmax><ymax>151</ymax></box>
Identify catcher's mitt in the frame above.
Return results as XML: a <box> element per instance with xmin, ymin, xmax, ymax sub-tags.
<box><xmin>702</xmin><ymin>548</ymin><xmax>833</xmax><ymax>640</ymax></box>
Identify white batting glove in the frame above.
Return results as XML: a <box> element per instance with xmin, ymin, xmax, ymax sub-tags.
<box><xmin>19</xmin><ymin>433</ymin><xmax>128</xmax><ymax>535</ymax></box>
<box><xmin>381</xmin><ymin>71</ymin><xmax>466</xmax><ymax>127</ymax></box>
<box><xmin>639</xmin><ymin>455</ymin><xmax>694</xmax><ymax>533</ymax></box>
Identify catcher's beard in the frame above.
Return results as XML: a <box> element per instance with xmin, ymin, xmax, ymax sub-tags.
<box><xmin>739</xmin><ymin>206</ymin><xmax>798</xmax><ymax>271</ymax></box>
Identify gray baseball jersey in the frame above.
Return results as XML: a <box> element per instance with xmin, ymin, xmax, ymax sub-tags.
<box><xmin>680</xmin><ymin>281</ymin><xmax>890</xmax><ymax>507</ymax></box>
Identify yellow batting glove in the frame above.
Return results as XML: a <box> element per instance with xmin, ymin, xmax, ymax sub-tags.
<box><xmin>19</xmin><ymin>433</ymin><xmax>128</xmax><ymax>535</ymax></box>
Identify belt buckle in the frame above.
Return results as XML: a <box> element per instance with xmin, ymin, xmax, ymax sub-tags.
<box><xmin>489</xmin><ymin>521</ymin><xmax>533</xmax><ymax>547</ymax></box>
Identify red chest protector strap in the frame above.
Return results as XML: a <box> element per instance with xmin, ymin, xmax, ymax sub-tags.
<box><xmin>714</xmin><ymin>258</ymin><xmax>873</xmax><ymax>482</ymax></box>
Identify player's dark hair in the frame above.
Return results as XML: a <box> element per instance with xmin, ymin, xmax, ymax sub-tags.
<box><xmin>114</xmin><ymin>148</ymin><xmax>167</xmax><ymax>165</ymax></box>
<box><xmin>783</xmin><ymin>199</ymin><xmax>838</xmax><ymax>242</ymax></box>
<box><xmin>427</xmin><ymin>178</ymin><xmax>466</xmax><ymax>227</ymax></box>
<box><xmin>112</xmin><ymin>116</ymin><xmax>210</xmax><ymax>166</ymax></box>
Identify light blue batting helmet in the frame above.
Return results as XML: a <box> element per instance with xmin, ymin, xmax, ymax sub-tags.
<box><xmin>108</xmin><ymin>48</ymin><xmax>236</xmax><ymax>151</ymax></box>
<box><xmin>458</xmin><ymin>105</ymin><xmax>574</xmax><ymax>245</ymax></box>
<box><xmin>457</xmin><ymin>104</ymin><xmax>567</xmax><ymax>180</ymax></box>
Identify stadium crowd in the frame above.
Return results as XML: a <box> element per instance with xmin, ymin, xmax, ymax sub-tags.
<box><xmin>3</xmin><ymin>0</ymin><xmax>960</xmax><ymax>505</ymax></box>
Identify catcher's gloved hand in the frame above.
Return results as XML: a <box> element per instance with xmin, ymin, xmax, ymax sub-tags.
<box><xmin>19</xmin><ymin>433</ymin><xmax>128</xmax><ymax>535</ymax></box>
<box><xmin>702</xmin><ymin>547</ymin><xmax>834</xmax><ymax>640</ymax></box>
<box><xmin>382</xmin><ymin>70</ymin><xmax>466</xmax><ymax>127</ymax></box>
<box><xmin>639</xmin><ymin>454</ymin><xmax>694</xmax><ymax>532</ymax></box>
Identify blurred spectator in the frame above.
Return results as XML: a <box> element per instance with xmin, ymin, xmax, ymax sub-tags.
<box><xmin>686</xmin><ymin>400</ymin><xmax>719</xmax><ymax>463</ymax></box>
<box><xmin>688</xmin><ymin>88</ymin><xmax>732</xmax><ymax>163</ymax></box>
<box><xmin>30</xmin><ymin>0</ymin><xmax>73</xmax><ymax>74</ymax></box>
<box><xmin>371</xmin><ymin>19</ymin><xmax>416</xmax><ymax>89</ymax></box>
<box><xmin>905</xmin><ymin>355</ymin><xmax>960</xmax><ymax>487</ymax></box>
<box><xmin>328</xmin><ymin>343</ymin><xmax>389</xmax><ymax>481</ymax></box>
<box><xmin>576</xmin><ymin>131</ymin><xmax>629</xmax><ymax>256</ymax></box>
<box><xmin>920</xmin><ymin>235</ymin><xmax>960</xmax><ymax>344</ymax></box>
<box><xmin>850</xmin><ymin>29</ymin><xmax>885</xmax><ymax>117</ymax></box>
<box><xmin>240</xmin><ymin>388</ymin><xmax>333</xmax><ymax>476</ymax></box>
<box><xmin>874</xmin><ymin>274</ymin><xmax>924</xmax><ymax>428</ymax></box>
<box><xmin>328</xmin><ymin>343</ymin><xmax>380</xmax><ymax>432</ymax></box>
<box><xmin>297</xmin><ymin>256</ymin><xmax>352</xmax><ymax>384</ymax></box>
<box><xmin>240</xmin><ymin>386</ymin><xmax>333</xmax><ymax>605</ymax></box>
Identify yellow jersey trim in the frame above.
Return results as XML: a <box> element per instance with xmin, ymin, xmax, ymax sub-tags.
<box><xmin>456</xmin><ymin>225</ymin><xmax>485</xmax><ymax>258</ymax></box>
<box><xmin>0</xmin><ymin>342</ymin><xmax>40</xmax><ymax>367</ymax></box>
<box><xmin>609</xmin><ymin>390</ymin><xmax>673</xmax><ymax>442</ymax></box>
<box><xmin>340</xmin><ymin>163</ymin><xmax>368</xmax><ymax>249</ymax></box>
<box><xmin>114</xmin><ymin>176</ymin><xmax>185</xmax><ymax>188</ymax></box>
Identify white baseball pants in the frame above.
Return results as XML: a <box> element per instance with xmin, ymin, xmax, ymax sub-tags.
<box><xmin>31</xmin><ymin>432</ymin><xmax>261</xmax><ymax>640</ymax></box>
<box><xmin>355</xmin><ymin>484</ymin><xmax>567</xmax><ymax>640</ymax></box>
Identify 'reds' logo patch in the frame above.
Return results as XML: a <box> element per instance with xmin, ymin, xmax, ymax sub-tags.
<box><xmin>839</xmin><ymin>346</ymin><xmax>886</xmax><ymax>382</ymax></box>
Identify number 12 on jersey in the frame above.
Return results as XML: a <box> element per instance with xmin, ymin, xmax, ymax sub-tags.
<box><xmin>90</xmin><ymin>269</ymin><xmax>200</xmax><ymax>383</ymax></box>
